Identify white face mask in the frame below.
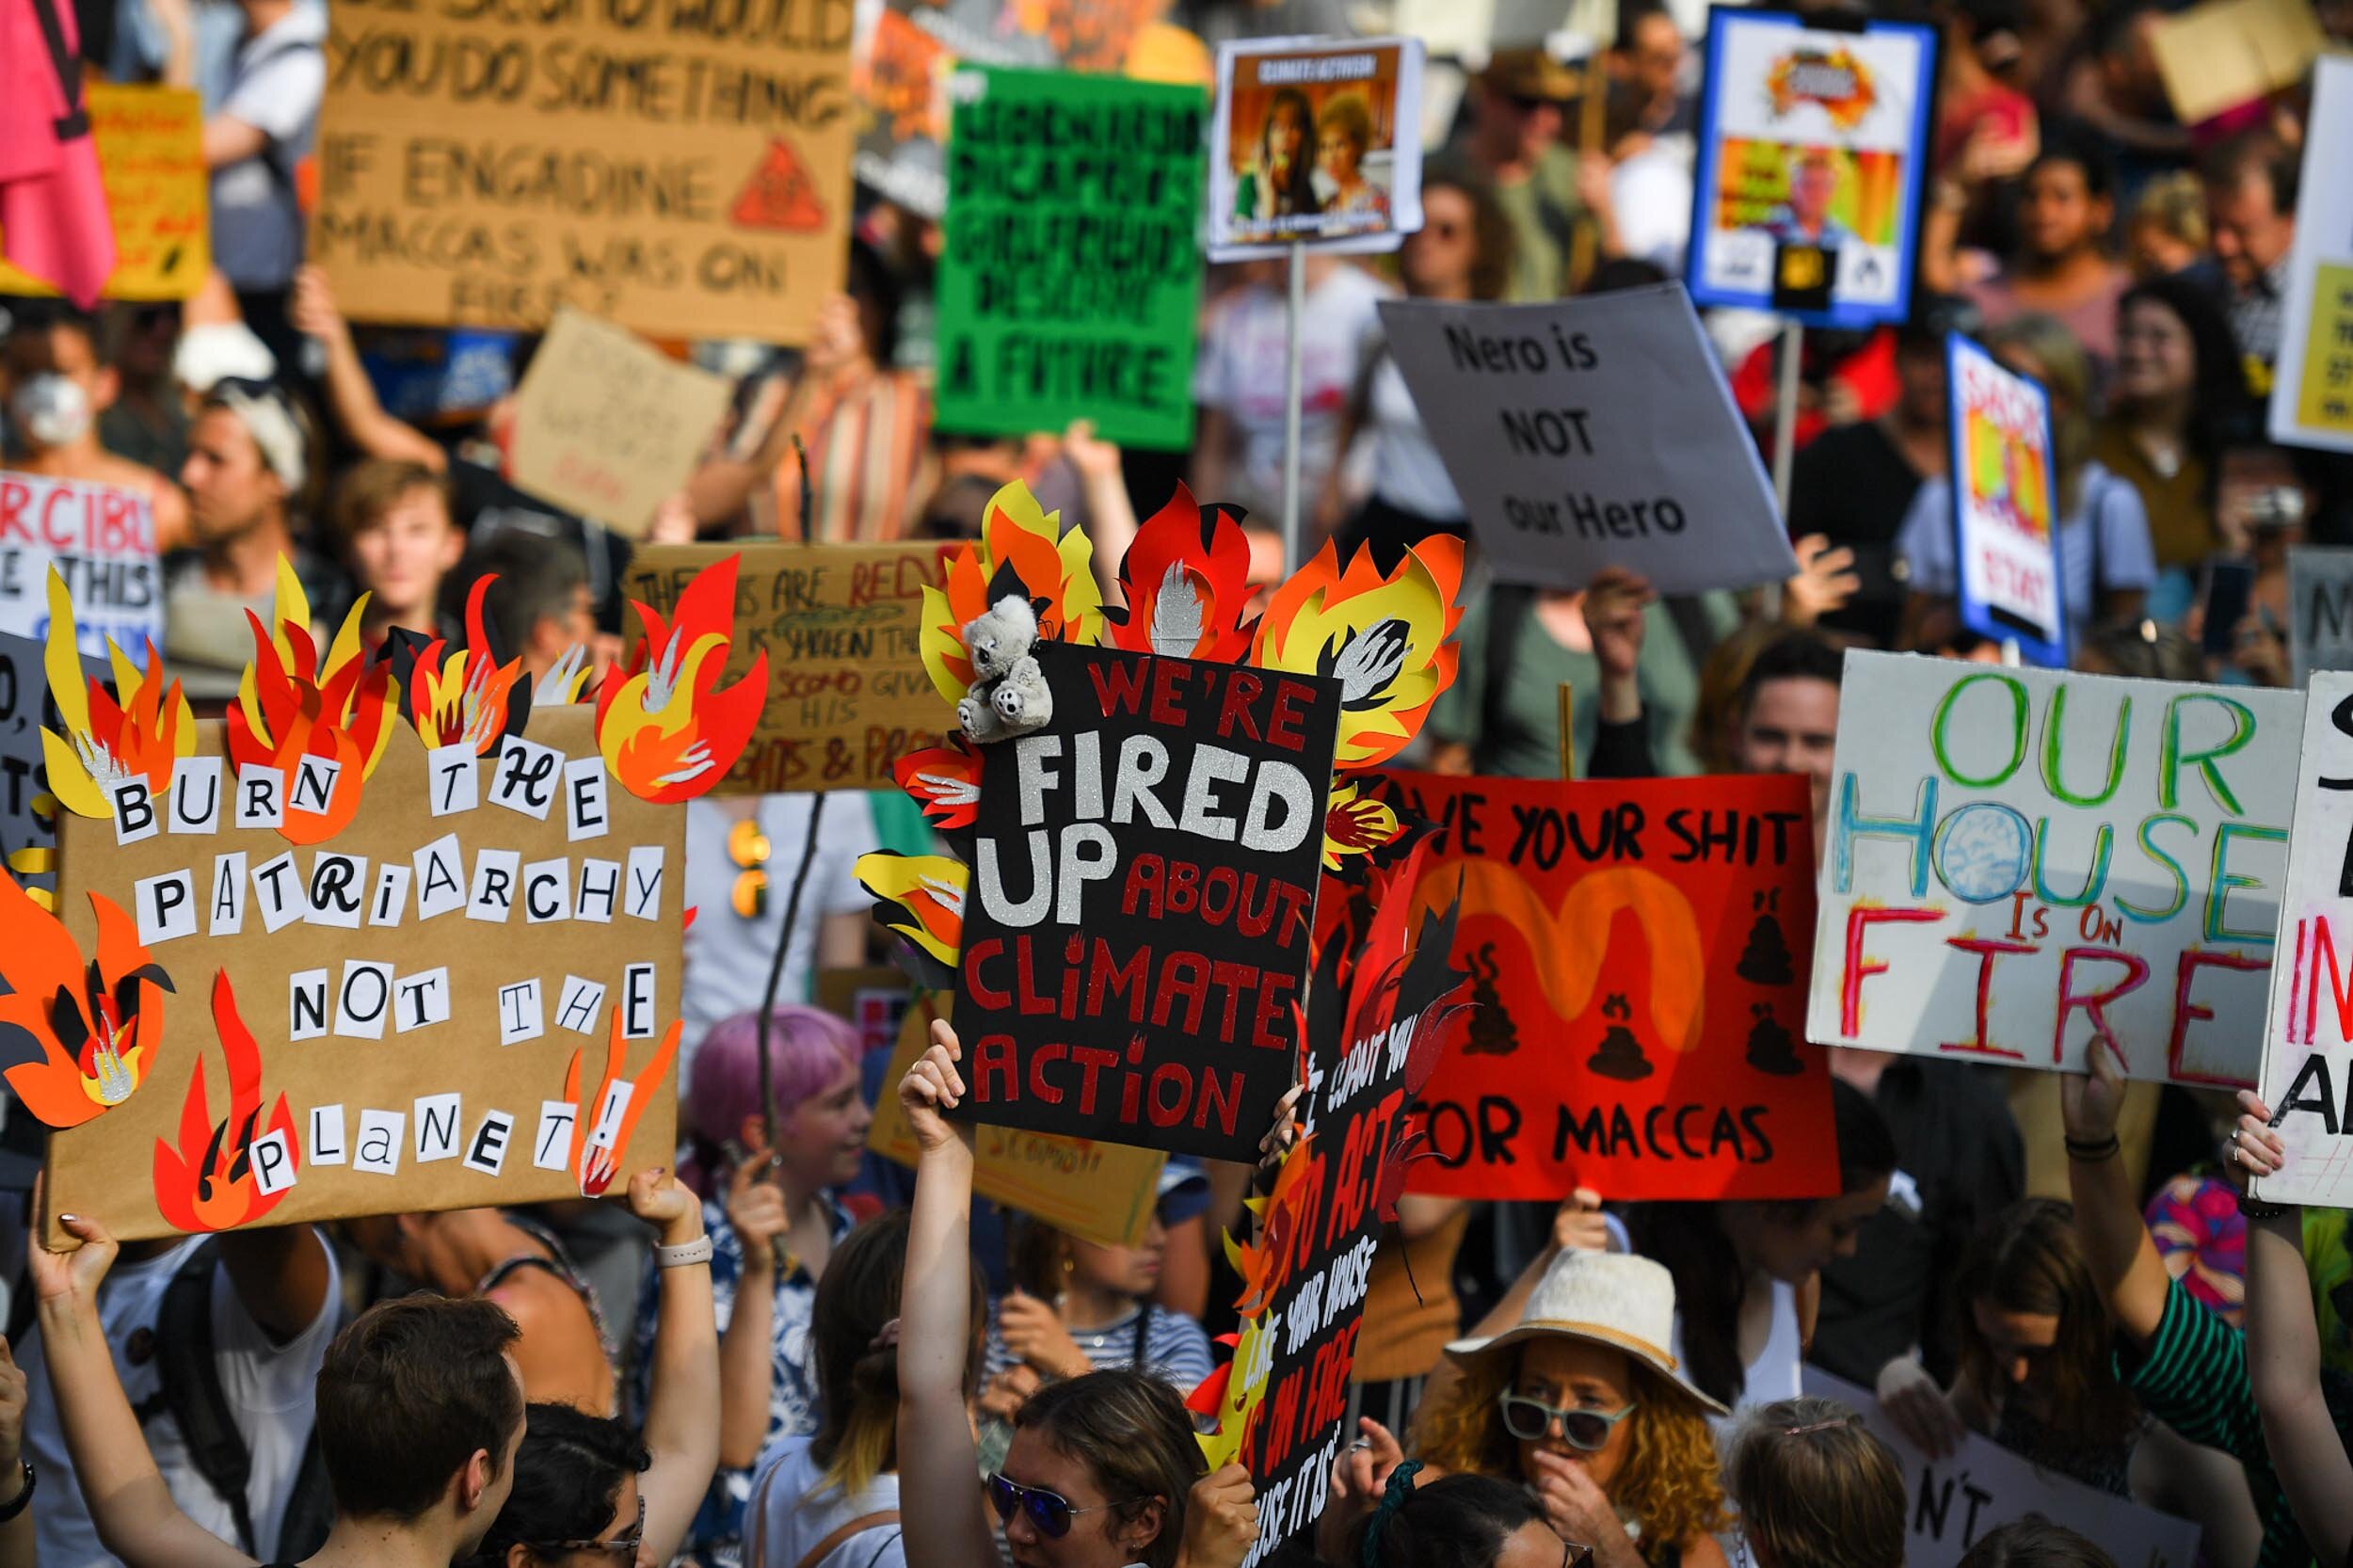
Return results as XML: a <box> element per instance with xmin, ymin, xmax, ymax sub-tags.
<box><xmin>10</xmin><ymin>374</ymin><xmax>91</xmax><ymax>447</ymax></box>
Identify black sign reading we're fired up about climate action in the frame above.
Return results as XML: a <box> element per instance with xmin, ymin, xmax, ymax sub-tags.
<box><xmin>953</xmin><ymin>641</ymin><xmax>1341</xmax><ymax>1161</ymax></box>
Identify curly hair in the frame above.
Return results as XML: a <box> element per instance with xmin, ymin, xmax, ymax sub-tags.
<box><xmin>1412</xmin><ymin>1348</ymin><xmax>1728</xmax><ymax>1562</ymax></box>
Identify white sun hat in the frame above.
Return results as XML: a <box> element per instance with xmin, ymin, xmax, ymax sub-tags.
<box><xmin>1444</xmin><ymin>1249</ymin><xmax>1728</xmax><ymax>1418</ymax></box>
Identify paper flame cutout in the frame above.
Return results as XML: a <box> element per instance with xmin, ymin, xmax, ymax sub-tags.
<box><xmin>563</xmin><ymin>1012</ymin><xmax>681</xmax><ymax>1197</ymax></box>
<box><xmin>893</xmin><ymin>739</ymin><xmax>982</xmax><ymax>834</ymax></box>
<box><xmin>854</xmin><ymin>851</ymin><xmax>967</xmax><ymax>973</ymax></box>
<box><xmin>1321</xmin><ymin>783</ymin><xmax>1400</xmax><ymax>872</ymax></box>
<box><xmin>597</xmin><ymin>553</ymin><xmax>768</xmax><ymax>803</ymax></box>
<box><xmin>1252</xmin><ymin>537</ymin><xmax>1464</xmax><ymax>773</ymax></box>
<box><xmin>1104</xmin><ymin>486</ymin><xmax>1254</xmax><ymax>664</ymax></box>
<box><xmin>40</xmin><ymin>568</ymin><xmax>194</xmax><ymax>820</ymax></box>
<box><xmin>228</xmin><ymin>561</ymin><xmax>394</xmax><ymax>844</ymax></box>
<box><xmin>920</xmin><ymin>481</ymin><xmax>1104</xmax><ymax>706</ymax></box>
<box><xmin>401</xmin><ymin>577</ymin><xmax>528</xmax><ymax>754</ymax></box>
<box><xmin>152</xmin><ymin>972</ymin><xmax>296</xmax><ymax>1232</ymax></box>
<box><xmin>0</xmin><ymin>872</ymin><xmax>174</xmax><ymax>1128</ymax></box>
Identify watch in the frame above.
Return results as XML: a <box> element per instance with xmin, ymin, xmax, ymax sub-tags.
<box><xmin>0</xmin><ymin>1459</ymin><xmax>36</xmax><ymax>1522</ymax></box>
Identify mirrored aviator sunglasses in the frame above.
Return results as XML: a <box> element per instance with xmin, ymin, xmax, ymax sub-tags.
<box><xmin>1496</xmin><ymin>1390</ymin><xmax>1637</xmax><ymax>1451</ymax></box>
<box><xmin>728</xmin><ymin>816</ymin><xmax>770</xmax><ymax>920</ymax></box>
<box><xmin>986</xmin><ymin>1474</ymin><xmax>1143</xmax><ymax>1541</ymax></box>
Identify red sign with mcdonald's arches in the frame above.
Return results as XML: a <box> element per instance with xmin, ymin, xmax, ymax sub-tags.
<box><xmin>1374</xmin><ymin>770</ymin><xmax>1841</xmax><ymax>1201</ymax></box>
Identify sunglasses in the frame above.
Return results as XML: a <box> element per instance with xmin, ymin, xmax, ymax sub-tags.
<box><xmin>1497</xmin><ymin>1390</ymin><xmax>1638</xmax><ymax>1450</ymax></box>
<box><xmin>728</xmin><ymin>816</ymin><xmax>770</xmax><ymax>920</ymax></box>
<box><xmin>536</xmin><ymin>1493</ymin><xmax>643</xmax><ymax>1560</ymax></box>
<box><xmin>986</xmin><ymin>1473</ymin><xmax>1147</xmax><ymax>1540</ymax></box>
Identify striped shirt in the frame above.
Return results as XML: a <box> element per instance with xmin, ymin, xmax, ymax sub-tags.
<box><xmin>983</xmin><ymin>1301</ymin><xmax>1214</xmax><ymax>1395</ymax></box>
<box><xmin>761</xmin><ymin>369</ymin><xmax>931</xmax><ymax>543</ymax></box>
<box><xmin>2117</xmin><ymin>1276</ymin><xmax>2353</xmax><ymax>1568</ymax></box>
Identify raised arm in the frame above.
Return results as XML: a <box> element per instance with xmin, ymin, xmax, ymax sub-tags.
<box><xmin>715</xmin><ymin>1159</ymin><xmax>788</xmax><ymax>1469</ymax></box>
<box><xmin>624</xmin><ymin>1167</ymin><xmax>722</xmax><ymax>1565</ymax></box>
<box><xmin>29</xmin><ymin>1212</ymin><xmax>258</xmax><ymax>1568</ymax></box>
<box><xmin>897</xmin><ymin>1021</ymin><xmax>997</xmax><ymax>1568</ymax></box>
<box><xmin>2060</xmin><ymin>1036</ymin><xmax>2169</xmax><ymax>1344</ymax></box>
<box><xmin>2233</xmin><ymin>1096</ymin><xmax>2353</xmax><ymax>1560</ymax></box>
<box><xmin>687</xmin><ymin>294</ymin><xmax>861</xmax><ymax>529</ymax></box>
<box><xmin>289</xmin><ymin>266</ymin><xmax>448</xmax><ymax>471</ymax></box>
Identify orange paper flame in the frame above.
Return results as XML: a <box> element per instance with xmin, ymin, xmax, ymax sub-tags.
<box><xmin>227</xmin><ymin>560</ymin><xmax>393</xmax><ymax>844</ymax></box>
<box><xmin>596</xmin><ymin>554</ymin><xmax>768</xmax><ymax>804</ymax></box>
<box><xmin>564</xmin><ymin>1012</ymin><xmax>681</xmax><ymax>1197</ymax></box>
<box><xmin>0</xmin><ymin>872</ymin><xmax>173</xmax><ymax>1128</ymax></box>
<box><xmin>919</xmin><ymin>481</ymin><xmax>1103</xmax><ymax>706</ymax></box>
<box><xmin>152</xmin><ymin>972</ymin><xmax>296</xmax><ymax>1232</ymax></box>
<box><xmin>1252</xmin><ymin>537</ymin><xmax>1464</xmax><ymax>772</ymax></box>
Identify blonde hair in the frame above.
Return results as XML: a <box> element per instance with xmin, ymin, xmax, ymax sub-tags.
<box><xmin>1414</xmin><ymin>1346</ymin><xmax>1729</xmax><ymax>1562</ymax></box>
<box><xmin>1726</xmin><ymin>1398</ymin><xmax>1904</xmax><ymax>1568</ymax></box>
<box><xmin>1318</xmin><ymin>91</ymin><xmax>1375</xmax><ymax>158</ymax></box>
<box><xmin>2130</xmin><ymin>172</ymin><xmax>2208</xmax><ymax>253</ymax></box>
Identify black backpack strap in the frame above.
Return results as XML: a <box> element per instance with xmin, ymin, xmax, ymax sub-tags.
<box><xmin>151</xmin><ymin>1240</ymin><xmax>261</xmax><ymax>1558</ymax></box>
<box><xmin>1476</xmin><ymin>584</ymin><xmax>1535</xmax><ymax>774</ymax></box>
<box><xmin>272</xmin><ymin>1427</ymin><xmax>335</xmax><ymax>1561</ymax></box>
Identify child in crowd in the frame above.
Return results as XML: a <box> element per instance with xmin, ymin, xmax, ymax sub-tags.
<box><xmin>1723</xmin><ymin>1399</ymin><xmax>1904</xmax><ymax>1568</ymax></box>
<box><xmin>327</xmin><ymin>457</ymin><xmax>462</xmax><ymax>650</ymax></box>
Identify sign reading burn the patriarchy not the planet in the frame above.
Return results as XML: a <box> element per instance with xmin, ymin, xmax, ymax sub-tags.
<box><xmin>1806</xmin><ymin>651</ymin><xmax>2297</xmax><ymax>1088</ymax></box>
<box><xmin>952</xmin><ymin>641</ymin><xmax>1341</xmax><ymax>1162</ymax></box>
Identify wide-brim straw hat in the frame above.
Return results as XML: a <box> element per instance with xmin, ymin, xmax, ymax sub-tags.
<box><xmin>1445</xmin><ymin>1250</ymin><xmax>1729</xmax><ymax>1418</ymax></box>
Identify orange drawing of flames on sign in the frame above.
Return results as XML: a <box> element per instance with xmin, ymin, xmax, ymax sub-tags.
<box><xmin>0</xmin><ymin>871</ymin><xmax>174</xmax><ymax>1128</ymax></box>
<box><xmin>564</xmin><ymin>1012</ymin><xmax>681</xmax><ymax>1198</ymax></box>
<box><xmin>1767</xmin><ymin>48</ymin><xmax>1877</xmax><ymax>129</ymax></box>
<box><xmin>153</xmin><ymin>973</ymin><xmax>298</xmax><ymax>1233</ymax></box>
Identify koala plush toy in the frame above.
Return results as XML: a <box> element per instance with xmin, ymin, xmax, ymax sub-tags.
<box><xmin>956</xmin><ymin>595</ymin><xmax>1053</xmax><ymax>743</ymax></box>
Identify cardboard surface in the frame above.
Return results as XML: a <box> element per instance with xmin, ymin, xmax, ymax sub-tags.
<box><xmin>0</xmin><ymin>472</ymin><xmax>164</xmax><ymax>657</ymax></box>
<box><xmin>2269</xmin><ymin>57</ymin><xmax>2353</xmax><ymax>454</ymax></box>
<box><xmin>933</xmin><ymin>68</ymin><xmax>1205</xmax><ymax>450</ymax></box>
<box><xmin>1805</xmin><ymin>650</ymin><xmax>2297</xmax><ymax>1088</ymax></box>
<box><xmin>1379</xmin><ymin>289</ymin><xmax>1798</xmax><ymax>596</ymax></box>
<box><xmin>2257</xmin><ymin>672</ymin><xmax>2353</xmax><ymax>1208</ymax></box>
<box><xmin>1686</xmin><ymin>8</ymin><xmax>1936</xmax><ymax>329</ymax></box>
<box><xmin>311</xmin><ymin>0</ymin><xmax>855</xmax><ymax>340</ymax></box>
<box><xmin>1379</xmin><ymin>770</ymin><xmax>1839</xmax><ymax>1201</ymax></box>
<box><xmin>42</xmin><ymin>706</ymin><xmax>684</xmax><ymax>1241</ymax></box>
<box><xmin>506</xmin><ymin>311</ymin><xmax>734</xmax><ymax>536</ymax></box>
<box><xmin>1805</xmin><ymin>1368</ymin><xmax>2203</xmax><ymax>1567</ymax></box>
<box><xmin>1209</xmin><ymin>37</ymin><xmax>1425</xmax><ymax>260</ymax></box>
<box><xmin>621</xmin><ymin>539</ymin><xmax>953</xmax><ymax>793</ymax></box>
<box><xmin>2149</xmin><ymin>0</ymin><xmax>2324</xmax><ymax>125</ymax></box>
<box><xmin>1949</xmin><ymin>333</ymin><xmax>2065</xmax><ymax>665</ymax></box>
<box><xmin>952</xmin><ymin>641</ymin><xmax>1340</xmax><ymax>1161</ymax></box>
<box><xmin>866</xmin><ymin>993</ymin><xmax>1165</xmax><ymax>1248</ymax></box>
<box><xmin>0</xmin><ymin>85</ymin><xmax>207</xmax><ymax>302</ymax></box>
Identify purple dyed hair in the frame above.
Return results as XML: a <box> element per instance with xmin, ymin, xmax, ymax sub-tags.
<box><xmin>686</xmin><ymin>1004</ymin><xmax>860</xmax><ymax>1148</ymax></box>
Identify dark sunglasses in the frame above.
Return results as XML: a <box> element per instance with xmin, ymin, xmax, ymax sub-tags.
<box><xmin>1497</xmin><ymin>1390</ymin><xmax>1638</xmax><ymax>1451</ymax></box>
<box><xmin>535</xmin><ymin>1492</ymin><xmax>643</xmax><ymax>1560</ymax></box>
<box><xmin>986</xmin><ymin>1473</ymin><xmax>1147</xmax><ymax>1540</ymax></box>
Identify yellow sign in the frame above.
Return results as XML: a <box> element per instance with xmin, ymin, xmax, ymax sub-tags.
<box><xmin>867</xmin><ymin>995</ymin><xmax>1167</xmax><ymax>1248</ymax></box>
<box><xmin>2295</xmin><ymin>261</ymin><xmax>2353</xmax><ymax>440</ymax></box>
<box><xmin>0</xmin><ymin>85</ymin><xmax>207</xmax><ymax>302</ymax></box>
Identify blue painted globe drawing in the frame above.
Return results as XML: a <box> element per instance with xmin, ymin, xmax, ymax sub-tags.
<box><xmin>1936</xmin><ymin>802</ymin><xmax>2033</xmax><ymax>903</ymax></box>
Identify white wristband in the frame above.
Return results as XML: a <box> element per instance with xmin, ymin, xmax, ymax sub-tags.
<box><xmin>655</xmin><ymin>1236</ymin><xmax>713</xmax><ymax>1269</ymax></box>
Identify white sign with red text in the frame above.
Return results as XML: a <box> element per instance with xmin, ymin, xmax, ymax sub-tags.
<box><xmin>0</xmin><ymin>472</ymin><xmax>163</xmax><ymax>658</ymax></box>
<box><xmin>1805</xmin><ymin>650</ymin><xmax>2298</xmax><ymax>1088</ymax></box>
<box><xmin>1949</xmin><ymin>335</ymin><xmax>2065</xmax><ymax>665</ymax></box>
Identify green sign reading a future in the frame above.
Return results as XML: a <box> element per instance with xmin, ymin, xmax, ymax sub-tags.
<box><xmin>935</xmin><ymin>67</ymin><xmax>1206</xmax><ymax>451</ymax></box>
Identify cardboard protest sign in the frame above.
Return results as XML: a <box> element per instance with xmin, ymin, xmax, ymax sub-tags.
<box><xmin>866</xmin><ymin>994</ymin><xmax>1167</xmax><ymax>1248</ymax></box>
<box><xmin>2289</xmin><ymin>545</ymin><xmax>2353</xmax><ymax>687</ymax></box>
<box><xmin>621</xmin><ymin>539</ymin><xmax>954</xmax><ymax>793</ymax></box>
<box><xmin>311</xmin><ymin>0</ymin><xmax>854</xmax><ymax>341</ymax></box>
<box><xmin>2149</xmin><ymin>0</ymin><xmax>2324</xmax><ymax>127</ymax></box>
<box><xmin>0</xmin><ymin>85</ymin><xmax>206</xmax><ymax>302</ymax></box>
<box><xmin>0</xmin><ymin>632</ymin><xmax>104</xmax><ymax>897</ymax></box>
<box><xmin>1209</xmin><ymin>37</ymin><xmax>1427</xmax><ymax>261</ymax></box>
<box><xmin>815</xmin><ymin>965</ymin><xmax>911</xmax><ymax>1057</ymax></box>
<box><xmin>1378</xmin><ymin>288</ymin><xmax>1798</xmax><ymax>596</ymax></box>
<box><xmin>1806</xmin><ymin>650</ymin><xmax>2298</xmax><ymax>1088</ymax></box>
<box><xmin>1688</xmin><ymin>8</ymin><xmax>1937</xmax><ymax>328</ymax></box>
<box><xmin>2255</xmin><ymin>672</ymin><xmax>2353</xmax><ymax>1208</ymax></box>
<box><xmin>850</xmin><ymin>0</ymin><xmax>1180</xmax><ymax>219</ymax></box>
<box><xmin>1804</xmin><ymin>1368</ymin><xmax>2202</xmax><ymax>1567</ymax></box>
<box><xmin>932</xmin><ymin>68</ymin><xmax>1205</xmax><ymax>451</ymax></box>
<box><xmin>1949</xmin><ymin>333</ymin><xmax>2066</xmax><ymax>665</ymax></box>
<box><xmin>0</xmin><ymin>473</ymin><xmax>163</xmax><ymax>658</ymax></box>
<box><xmin>505</xmin><ymin>311</ymin><xmax>733</xmax><ymax>537</ymax></box>
<box><xmin>1190</xmin><ymin>862</ymin><xmax>1463</xmax><ymax>1563</ymax></box>
<box><xmin>41</xmin><ymin>706</ymin><xmax>686</xmax><ymax>1242</ymax></box>
<box><xmin>1374</xmin><ymin>770</ymin><xmax>1839</xmax><ymax>1201</ymax></box>
<box><xmin>2268</xmin><ymin>57</ymin><xmax>2353</xmax><ymax>455</ymax></box>
<box><xmin>952</xmin><ymin>640</ymin><xmax>1341</xmax><ymax>1160</ymax></box>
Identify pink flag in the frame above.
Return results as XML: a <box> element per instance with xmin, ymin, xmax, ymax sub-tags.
<box><xmin>0</xmin><ymin>0</ymin><xmax>118</xmax><ymax>307</ymax></box>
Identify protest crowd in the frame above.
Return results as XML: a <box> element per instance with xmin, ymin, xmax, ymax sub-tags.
<box><xmin>4</xmin><ymin>0</ymin><xmax>2353</xmax><ymax>1564</ymax></box>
